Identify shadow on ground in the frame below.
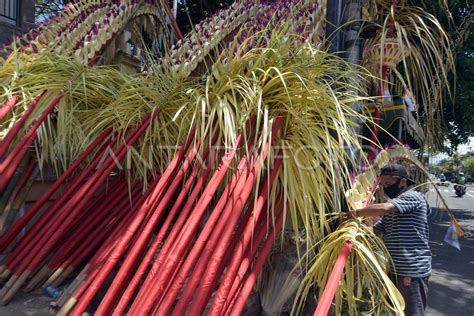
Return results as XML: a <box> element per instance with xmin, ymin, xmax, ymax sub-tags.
<box><xmin>426</xmin><ymin>208</ymin><xmax>474</xmax><ymax>316</ymax></box>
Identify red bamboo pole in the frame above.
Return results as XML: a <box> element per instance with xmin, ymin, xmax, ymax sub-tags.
<box><xmin>166</xmin><ymin>186</ymin><xmax>264</xmax><ymax>316</ymax></box>
<box><xmin>58</xmin><ymin>178</ymin><xmax>159</xmax><ymax>314</ymax></box>
<box><xmin>0</xmin><ymin>152</ymin><xmax>116</xmax><ymax>288</ymax></box>
<box><xmin>0</xmin><ymin>96</ymin><xmax>18</xmax><ymax>122</ymax></box>
<box><xmin>45</xmin><ymin>177</ymin><xmax>132</xmax><ymax>268</ymax></box>
<box><xmin>186</xmin><ymin>118</ymin><xmax>283</xmax><ymax>315</ymax></box>
<box><xmin>67</xmin><ymin>179</ymin><xmax>167</xmax><ymax>315</ymax></box>
<box><xmin>158</xmin><ymin>155</ymin><xmax>250</xmax><ymax>314</ymax></box>
<box><xmin>19</xmin><ymin>114</ymin><xmax>154</xmax><ymax>272</ymax></box>
<box><xmin>229</xmin><ymin>200</ymin><xmax>285</xmax><ymax>315</ymax></box>
<box><xmin>0</xmin><ymin>95</ymin><xmax>41</xmax><ymax>158</ymax></box>
<box><xmin>158</xmin><ymin>118</ymin><xmax>282</xmax><ymax>314</ymax></box>
<box><xmin>27</xmin><ymin>177</ymin><xmax>133</xmax><ymax>290</ymax></box>
<box><xmin>56</xmin><ymin>190</ymin><xmax>154</xmax><ymax>315</ymax></box>
<box><xmin>120</xmin><ymin>148</ymin><xmax>215</xmax><ymax>313</ymax></box>
<box><xmin>53</xmin><ymin>174</ymin><xmax>126</xmax><ymax>240</ymax></box>
<box><xmin>185</xmin><ymin>190</ymin><xmax>258</xmax><ymax>316</ymax></box>
<box><xmin>25</xmin><ymin>117</ymin><xmax>150</xmax><ymax>253</ymax></box>
<box><xmin>0</xmin><ymin>112</ymin><xmax>156</xmax><ymax>304</ymax></box>
<box><xmin>44</xmin><ymin>190</ymin><xmax>133</xmax><ymax>289</ymax></box>
<box><xmin>313</xmin><ymin>242</ymin><xmax>353</xmax><ymax>316</ymax></box>
<box><xmin>0</xmin><ymin>127</ymin><xmax>114</xmax><ymax>270</ymax></box>
<box><xmin>48</xmin><ymin>179</ymin><xmax>141</xmax><ymax>286</ymax></box>
<box><xmin>112</xmin><ymin>142</ymin><xmax>216</xmax><ymax>315</ymax></box>
<box><xmin>221</xmin><ymin>203</ymin><xmax>270</xmax><ymax>315</ymax></box>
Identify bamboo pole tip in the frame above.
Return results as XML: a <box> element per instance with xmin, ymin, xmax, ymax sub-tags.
<box><xmin>43</xmin><ymin>268</ymin><xmax>64</xmax><ymax>288</ymax></box>
<box><xmin>0</xmin><ymin>269</ymin><xmax>11</xmax><ymax>280</ymax></box>
<box><xmin>0</xmin><ymin>272</ymin><xmax>29</xmax><ymax>304</ymax></box>
<box><xmin>0</xmin><ymin>274</ymin><xmax>16</xmax><ymax>299</ymax></box>
<box><xmin>57</xmin><ymin>297</ymin><xmax>77</xmax><ymax>316</ymax></box>
<box><xmin>26</xmin><ymin>267</ymin><xmax>52</xmax><ymax>292</ymax></box>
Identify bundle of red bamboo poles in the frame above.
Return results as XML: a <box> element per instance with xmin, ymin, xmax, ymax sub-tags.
<box><xmin>0</xmin><ymin>97</ymin><xmax>288</xmax><ymax>314</ymax></box>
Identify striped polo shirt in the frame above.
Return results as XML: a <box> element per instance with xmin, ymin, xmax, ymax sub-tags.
<box><xmin>374</xmin><ymin>190</ymin><xmax>431</xmax><ymax>277</ymax></box>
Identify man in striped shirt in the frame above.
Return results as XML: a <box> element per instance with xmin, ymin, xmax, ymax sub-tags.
<box><xmin>348</xmin><ymin>164</ymin><xmax>431</xmax><ymax>316</ymax></box>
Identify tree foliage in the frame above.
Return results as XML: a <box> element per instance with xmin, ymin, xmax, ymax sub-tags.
<box><xmin>412</xmin><ymin>0</ymin><xmax>474</xmax><ymax>153</ymax></box>
<box><xmin>34</xmin><ymin>0</ymin><xmax>71</xmax><ymax>22</ymax></box>
<box><xmin>442</xmin><ymin>1</ymin><xmax>474</xmax><ymax>152</ymax></box>
<box><xmin>464</xmin><ymin>155</ymin><xmax>474</xmax><ymax>173</ymax></box>
<box><xmin>175</xmin><ymin>0</ymin><xmax>234</xmax><ymax>34</ymax></box>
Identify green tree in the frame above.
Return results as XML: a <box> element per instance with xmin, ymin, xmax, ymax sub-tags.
<box><xmin>175</xmin><ymin>0</ymin><xmax>234</xmax><ymax>34</ymax></box>
<box><xmin>464</xmin><ymin>155</ymin><xmax>474</xmax><ymax>173</ymax></box>
<box><xmin>413</xmin><ymin>0</ymin><xmax>474</xmax><ymax>153</ymax></box>
<box><xmin>443</xmin><ymin>1</ymin><xmax>474</xmax><ymax>152</ymax></box>
<box><xmin>35</xmin><ymin>0</ymin><xmax>72</xmax><ymax>23</ymax></box>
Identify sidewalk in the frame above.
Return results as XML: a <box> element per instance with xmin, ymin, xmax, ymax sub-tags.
<box><xmin>426</xmin><ymin>207</ymin><xmax>474</xmax><ymax>316</ymax></box>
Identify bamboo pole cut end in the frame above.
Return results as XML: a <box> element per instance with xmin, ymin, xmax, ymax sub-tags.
<box><xmin>0</xmin><ymin>271</ymin><xmax>30</xmax><ymax>304</ymax></box>
<box><xmin>0</xmin><ymin>269</ymin><xmax>11</xmax><ymax>280</ymax></box>
<box><xmin>43</xmin><ymin>267</ymin><xmax>64</xmax><ymax>288</ymax></box>
<box><xmin>25</xmin><ymin>266</ymin><xmax>51</xmax><ymax>292</ymax></box>
<box><xmin>57</xmin><ymin>297</ymin><xmax>77</xmax><ymax>316</ymax></box>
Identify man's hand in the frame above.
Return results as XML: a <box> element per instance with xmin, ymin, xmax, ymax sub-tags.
<box><xmin>341</xmin><ymin>210</ymin><xmax>357</xmax><ymax>221</ymax></box>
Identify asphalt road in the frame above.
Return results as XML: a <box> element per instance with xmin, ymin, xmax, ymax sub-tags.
<box><xmin>425</xmin><ymin>184</ymin><xmax>474</xmax><ymax>316</ymax></box>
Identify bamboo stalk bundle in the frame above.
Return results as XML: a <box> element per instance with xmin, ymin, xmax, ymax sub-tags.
<box><xmin>0</xmin><ymin>127</ymin><xmax>113</xmax><ymax>252</ymax></box>
<box><xmin>24</xmin><ymin>174</ymin><xmax>135</xmax><ymax>291</ymax></box>
<box><xmin>111</xmin><ymin>144</ymin><xmax>216</xmax><ymax>315</ymax></box>
<box><xmin>151</xmin><ymin>121</ymin><xmax>280</xmax><ymax>314</ymax></box>
<box><xmin>0</xmin><ymin>111</ymin><xmax>159</xmax><ymax>304</ymax></box>
<box><xmin>69</xmin><ymin>129</ymin><xmax>197</xmax><ymax>315</ymax></box>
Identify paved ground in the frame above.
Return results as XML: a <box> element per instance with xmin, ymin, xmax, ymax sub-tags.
<box><xmin>0</xmin><ymin>290</ymin><xmax>51</xmax><ymax>315</ymax></box>
<box><xmin>426</xmin><ymin>185</ymin><xmax>474</xmax><ymax>316</ymax></box>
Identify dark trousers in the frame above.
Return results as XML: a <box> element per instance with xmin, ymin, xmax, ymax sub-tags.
<box><xmin>392</xmin><ymin>275</ymin><xmax>429</xmax><ymax>316</ymax></box>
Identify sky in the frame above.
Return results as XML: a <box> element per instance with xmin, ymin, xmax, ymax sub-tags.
<box><xmin>457</xmin><ymin>137</ymin><xmax>474</xmax><ymax>155</ymax></box>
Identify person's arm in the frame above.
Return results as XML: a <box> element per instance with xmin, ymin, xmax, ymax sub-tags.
<box><xmin>347</xmin><ymin>202</ymin><xmax>398</xmax><ymax>218</ymax></box>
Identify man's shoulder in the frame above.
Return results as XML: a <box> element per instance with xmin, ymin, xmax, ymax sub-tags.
<box><xmin>389</xmin><ymin>190</ymin><xmax>426</xmax><ymax>211</ymax></box>
<box><xmin>398</xmin><ymin>189</ymin><xmax>425</xmax><ymax>200</ymax></box>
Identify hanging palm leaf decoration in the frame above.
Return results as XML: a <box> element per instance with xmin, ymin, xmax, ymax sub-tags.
<box><xmin>363</xmin><ymin>0</ymin><xmax>455</xmax><ymax>149</ymax></box>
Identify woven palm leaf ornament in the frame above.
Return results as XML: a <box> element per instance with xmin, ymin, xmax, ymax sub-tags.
<box><xmin>364</xmin><ymin>36</ymin><xmax>408</xmax><ymax>79</ymax></box>
<box><xmin>0</xmin><ymin>1</ymin><xmax>172</xmax><ymax>65</ymax></box>
<box><xmin>363</xmin><ymin>0</ymin><xmax>454</xmax><ymax>149</ymax></box>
